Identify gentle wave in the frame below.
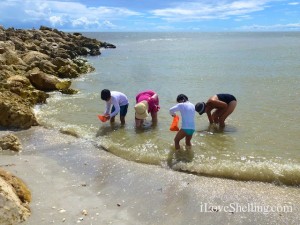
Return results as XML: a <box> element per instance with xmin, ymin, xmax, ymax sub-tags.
<box><xmin>171</xmin><ymin>159</ymin><xmax>300</xmax><ymax>186</ymax></box>
<box><xmin>97</xmin><ymin>139</ymin><xmax>300</xmax><ymax>186</ymax></box>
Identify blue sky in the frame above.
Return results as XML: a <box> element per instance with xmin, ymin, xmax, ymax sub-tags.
<box><xmin>0</xmin><ymin>0</ymin><xmax>300</xmax><ymax>31</ymax></box>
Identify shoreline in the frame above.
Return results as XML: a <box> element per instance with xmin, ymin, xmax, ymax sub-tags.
<box><xmin>1</xmin><ymin>127</ymin><xmax>299</xmax><ymax>224</ymax></box>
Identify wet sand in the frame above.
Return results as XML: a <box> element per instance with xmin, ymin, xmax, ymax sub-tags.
<box><xmin>0</xmin><ymin>127</ymin><xmax>299</xmax><ymax>225</ymax></box>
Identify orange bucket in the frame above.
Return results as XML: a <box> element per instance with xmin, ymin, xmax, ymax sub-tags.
<box><xmin>170</xmin><ymin>115</ymin><xmax>179</xmax><ymax>131</ymax></box>
<box><xmin>98</xmin><ymin>115</ymin><xmax>108</xmax><ymax>122</ymax></box>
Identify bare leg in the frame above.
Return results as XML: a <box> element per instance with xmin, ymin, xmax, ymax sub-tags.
<box><xmin>135</xmin><ymin>118</ymin><xmax>144</xmax><ymax>128</ymax></box>
<box><xmin>174</xmin><ymin>129</ymin><xmax>187</xmax><ymax>150</ymax></box>
<box><xmin>219</xmin><ymin>101</ymin><xmax>237</xmax><ymax>127</ymax></box>
<box><xmin>212</xmin><ymin>108</ymin><xmax>226</xmax><ymax>123</ymax></box>
<box><xmin>151</xmin><ymin>112</ymin><xmax>158</xmax><ymax>123</ymax></box>
<box><xmin>185</xmin><ymin>135</ymin><xmax>193</xmax><ymax>147</ymax></box>
<box><xmin>151</xmin><ymin>112</ymin><xmax>158</xmax><ymax>125</ymax></box>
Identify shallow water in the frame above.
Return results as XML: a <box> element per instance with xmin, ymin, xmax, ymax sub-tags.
<box><xmin>35</xmin><ymin>32</ymin><xmax>300</xmax><ymax>185</ymax></box>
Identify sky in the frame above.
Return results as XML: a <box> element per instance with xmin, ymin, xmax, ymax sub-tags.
<box><xmin>0</xmin><ymin>0</ymin><xmax>300</xmax><ymax>32</ymax></box>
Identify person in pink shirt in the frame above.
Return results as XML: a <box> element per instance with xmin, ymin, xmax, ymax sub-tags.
<box><xmin>134</xmin><ymin>90</ymin><xmax>160</xmax><ymax>128</ymax></box>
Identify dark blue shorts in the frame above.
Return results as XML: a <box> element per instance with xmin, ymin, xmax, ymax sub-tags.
<box><xmin>111</xmin><ymin>104</ymin><xmax>128</xmax><ymax>117</ymax></box>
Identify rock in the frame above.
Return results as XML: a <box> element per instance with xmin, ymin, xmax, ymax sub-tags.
<box><xmin>58</xmin><ymin>65</ymin><xmax>80</xmax><ymax>78</ymax></box>
<box><xmin>13</xmin><ymin>88</ymin><xmax>48</xmax><ymax>105</ymax></box>
<box><xmin>0</xmin><ymin>91</ymin><xmax>38</xmax><ymax>129</ymax></box>
<box><xmin>59</xmin><ymin>128</ymin><xmax>80</xmax><ymax>138</ymax></box>
<box><xmin>27</xmin><ymin>71</ymin><xmax>71</xmax><ymax>91</ymax></box>
<box><xmin>0</xmin><ymin>168</ymin><xmax>31</xmax><ymax>224</ymax></box>
<box><xmin>0</xmin><ymin>134</ymin><xmax>22</xmax><ymax>152</ymax></box>
<box><xmin>0</xmin><ymin>48</ymin><xmax>25</xmax><ymax>66</ymax></box>
<box><xmin>39</xmin><ymin>26</ymin><xmax>52</xmax><ymax>31</ymax></box>
<box><xmin>0</xmin><ymin>41</ymin><xmax>15</xmax><ymax>51</ymax></box>
<box><xmin>22</xmin><ymin>51</ymin><xmax>50</xmax><ymax>65</ymax></box>
<box><xmin>101</xmin><ymin>42</ymin><xmax>116</xmax><ymax>49</ymax></box>
<box><xmin>0</xmin><ymin>168</ymin><xmax>31</xmax><ymax>203</ymax></box>
<box><xmin>0</xmin><ymin>26</ymin><xmax>115</xmax><ymax>129</ymax></box>
<box><xmin>51</xmin><ymin>57</ymin><xmax>70</xmax><ymax>68</ymax></box>
<box><xmin>60</xmin><ymin>88</ymin><xmax>78</xmax><ymax>95</ymax></box>
<box><xmin>3</xmin><ymin>75</ymin><xmax>49</xmax><ymax>105</ymax></box>
<box><xmin>7</xmin><ymin>75</ymin><xmax>31</xmax><ymax>88</ymax></box>
<box><xmin>9</xmin><ymin>36</ymin><xmax>27</xmax><ymax>51</ymax></box>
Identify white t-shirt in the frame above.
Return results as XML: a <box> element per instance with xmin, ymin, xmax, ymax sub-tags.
<box><xmin>169</xmin><ymin>101</ymin><xmax>195</xmax><ymax>130</ymax></box>
<box><xmin>104</xmin><ymin>91</ymin><xmax>129</xmax><ymax>117</ymax></box>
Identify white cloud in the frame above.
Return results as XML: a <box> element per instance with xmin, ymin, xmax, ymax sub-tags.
<box><xmin>49</xmin><ymin>16</ymin><xmax>64</xmax><ymax>26</ymax></box>
<box><xmin>102</xmin><ymin>20</ymin><xmax>117</xmax><ymax>29</ymax></box>
<box><xmin>288</xmin><ymin>2</ymin><xmax>300</xmax><ymax>5</ymax></box>
<box><xmin>71</xmin><ymin>17</ymin><xmax>100</xmax><ymax>28</ymax></box>
<box><xmin>0</xmin><ymin>0</ymin><xmax>140</xmax><ymax>29</ymax></box>
<box><xmin>150</xmin><ymin>0</ymin><xmax>273</xmax><ymax>21</ymax></box>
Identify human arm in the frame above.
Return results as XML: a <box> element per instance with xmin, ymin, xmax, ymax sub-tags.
<box><xmin>205</xmin><ymin>103</ymin><xmax>214</xmax><ymax>124</ymax></box>
<box><xmin>104</xmin><ymin>101</ymin><xmax>111</xmax><ymax>115</ymax></box>
<box><xmin>169</xmin><ymin>104</ymin><xmax>179</xmax><ymax>117</ymax></box>
<box><xmin>109</xmin><ymin>97</ymin><xmax>120</xmax><ymax>118</ymax></box>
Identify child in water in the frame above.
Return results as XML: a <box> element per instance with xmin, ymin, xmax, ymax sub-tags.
<box><xmin>100</xmin><ymin>89</ymin><xmax>129</xmax><ymax>125</ymax></box>
<box><xmin>134</xmin><ymin>90</ymin><xmax>160</xmax><ymax>128</ymax></box>
<box><xmin>169</xmin><ymin>94</ymin><xmax>195</xmax><ymax>150</ymax></box>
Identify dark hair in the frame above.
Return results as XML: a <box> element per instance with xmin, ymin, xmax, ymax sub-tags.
<box><xmin>101</xmin><ymin>89</ymin><xmax>111</xmax><ymax>101</ymax></box>
<box><xmin>177</xmin><ymin>94</ymin><xmax>188</xmax><ymax>103</ymax></box>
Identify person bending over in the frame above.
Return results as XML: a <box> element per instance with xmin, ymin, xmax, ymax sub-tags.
<box><xmin>134</xmin><ymin>90</ymin><xmax>160</xmax><ymax>128</ymax></box>
<box><xmin>195</xmin><ymin>93</ymin><xmax>237</xmax><ymax>128</ymax></box>
<box><xmin>101</xmin><ymin>89</ymin><xmax>129</xmax><ymax>125</ymax></box>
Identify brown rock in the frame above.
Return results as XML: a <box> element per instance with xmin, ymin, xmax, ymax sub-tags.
<box><xmin>0</xmin><ymin>134</ymin><xmax>22</xmax><ymax>152</ymax></box>
<box><xmin>0</xmin><ymin>91</ymin><xmax>38</xmax><ymax>129</ymax></box>
<box><xmin>27</xmin><ymin>70</ymin><xmax>71</xmax><ymax>91</ymax></box>
<box><xmin>22</xmin><ymin>51</ymin><xmax>50</xmax><ymax>65</ymax></box>
<box><xmin>0</xmin><ymin>168</ymin><xmax>31</xmax><ymax>224</ymax></box>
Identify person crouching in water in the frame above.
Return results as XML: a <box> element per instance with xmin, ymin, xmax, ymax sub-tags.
<box><xmin>134</xmin><ymin>90</ymin><xmax>160</xmax><ymax>128</ymax></box>
<box><xmin>169</xmin><ymin>94</ymin><xmax>195</xmax><ymax>150</ymax></box>
<box><xmin>195</xmin><ymin>93</ymin><xmax>237</xmax><ymax>128</ymax></box>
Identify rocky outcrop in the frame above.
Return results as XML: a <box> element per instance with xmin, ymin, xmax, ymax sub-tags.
<box><xmin>0</xmin><ymin>25</ymin><xmax>115</xmax><ymax>129</ymax></box>
<box><xmin>0</xmin><ymin>26</ymin><xmax>116</xmax><ymax>224</ymax></box>
<box><xmin>0</xmin><ymin>168</ymin><xmax>31</xmax><ymax>225</ymax></box>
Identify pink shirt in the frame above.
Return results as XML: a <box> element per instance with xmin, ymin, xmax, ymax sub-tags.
<box><xmin>136</xmin><ymin>90</ymin><xmax>160</xmax><ymax>113</ymax></box>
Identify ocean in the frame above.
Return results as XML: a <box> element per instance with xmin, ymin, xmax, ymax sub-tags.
<box><xmin>35</xmin><ymin>32</ymin><xmax>300</xmax><ymax>186</ymax></box>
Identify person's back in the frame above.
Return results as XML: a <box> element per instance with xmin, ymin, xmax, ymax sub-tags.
<box><xmin>175</xmin><ymin>102</ymin><xmax>195</xmax><ymax>130</ymax></box>
<box><xmin>111</xmin><ymin>91</ymin><xmax>128</xmax><ymax>107</ymax></box>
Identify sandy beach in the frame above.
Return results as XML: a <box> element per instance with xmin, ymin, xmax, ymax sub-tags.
<box><xmin>0</xmin><ymin>126</ymin><xmax>299</xmax><ymax>225</ymax></box>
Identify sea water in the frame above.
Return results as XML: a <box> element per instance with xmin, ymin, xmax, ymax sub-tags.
<box><xmin>35</xmin><ymin>32</ymin><xmax>300</xmax><ymax>186</ymax></box>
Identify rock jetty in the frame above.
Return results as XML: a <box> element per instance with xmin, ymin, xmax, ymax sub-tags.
<box><xmin>0</xmin><ymin>25</ymin><xmax>115</xmax><ymax>224</ymax></box>
<box><xmin>0</xmin><ymin>25</ymin><xmax>115</xmax><ymax>129</ymax></box>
